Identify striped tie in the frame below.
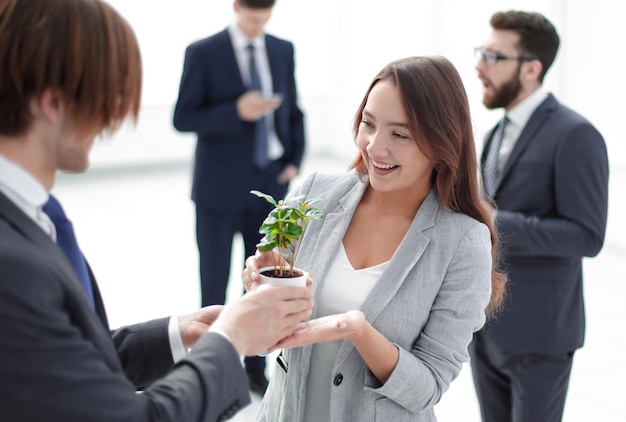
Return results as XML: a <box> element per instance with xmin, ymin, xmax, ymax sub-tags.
<box><xmin>483</xmin><ymin>116</ymin><xmax>509</xmax><ymax>198</ymax></box>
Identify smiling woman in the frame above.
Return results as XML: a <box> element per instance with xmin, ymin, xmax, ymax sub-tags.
<box><xmin>242</xmin><ymin>55</ymin><xmax>506</xmax><ymax>422</ymax></box>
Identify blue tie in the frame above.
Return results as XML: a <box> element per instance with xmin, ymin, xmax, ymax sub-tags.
<box><xmin>247</xmin><ymin>44</ymin><xmax>270</xmax><ymax>169</ymax></box>
<box><xmin>43</xmin><ymin>195</ymin><xmax>95</xmax><ymax>309</ymax></box>
<box><xmin>483</xmin><ymin>116</ymin><xmax>509</xmax><ymax>198</ymax></box>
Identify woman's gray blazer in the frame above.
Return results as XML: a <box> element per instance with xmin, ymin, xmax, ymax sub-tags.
<box><xmin>256</xmin><ymin>172</ymin><xmax>493</xmax><ymax>422</ymax></box>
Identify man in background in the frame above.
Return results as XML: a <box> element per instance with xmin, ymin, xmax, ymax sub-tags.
<box><xmin>0</xmin><ymin>0</ymin><xmax>312</xmax><ymax>420</ymax></box>
<box><xmin>173</xmin><ymin>0</ymin><xmax>306</xmax><ymax>395</ymax></box>
<box><xmin>470</xmin><ymin>10</ymin><xmax>609</xmax><ymax>422</ymax></box>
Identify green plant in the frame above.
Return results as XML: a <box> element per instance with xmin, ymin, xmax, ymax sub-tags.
<box><xmin>251</xmin><ymin>190</ymin><xmax>324</xmax><ymax>277</ymax></box>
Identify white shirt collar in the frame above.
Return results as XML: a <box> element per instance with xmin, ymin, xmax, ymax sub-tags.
<box><xmin>0</xmin><ymin>154</ymin><xmax>54</xmax><ymax>237</ymax></box>
<box><xmin>506</xmin><ymin>87</ymin><xmax>549</xmax><ymax>129</ymax></box>
<box><xmin>228</xmin><ymin>21</ymin><xmax>265</xmax><ymax>53</ymax></box>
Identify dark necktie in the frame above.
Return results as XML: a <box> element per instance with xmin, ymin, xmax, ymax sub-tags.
<box><xmin>483</xmin><ymin>116</ymin><xmax>509</xmax><ymax>198</ymax></box>
<box><xmin>43</xmin><ymin>195</ymin><xmax>95</xmax><ymax>309</ymax></box>
<box><xmin>247</xmin><ymin>44</ymin><xmax>270</xmax><ymax>169</ymax></box>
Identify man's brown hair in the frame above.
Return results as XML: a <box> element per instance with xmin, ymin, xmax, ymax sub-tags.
<box><xmin>491</xmin><ymin>11</ymin><xmax>560</xmax><ymax>83</ymax></box>
<box><xmin>0</xmin><ymin>0</ymin><xmax>142</xmax><ymax>138</ymax></box>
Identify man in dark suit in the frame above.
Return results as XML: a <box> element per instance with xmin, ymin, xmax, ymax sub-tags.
<box><xmin>469</xmin><ymin>11</ymin><xmax>609</xmax><ymax>422</ymax></box>
<box><xmin>0</xmin><ymin>1</ymin><xmax>313</xmax><ymax>420</ymax></box>
<box><xmin>173</xmin><ymin>0</ymin><xmax>306</xmax><ymax>393</ymax></box>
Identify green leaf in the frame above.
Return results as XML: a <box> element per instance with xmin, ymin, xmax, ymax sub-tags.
<box><xmin>250</xmin><ymin>190</ymin><xmax>278</xmax><ymax>207</ymax></box>
<box><xmin>252</xmin><ymin>190</ymin><xmax>325</xmax><ymax>274</ymax></box>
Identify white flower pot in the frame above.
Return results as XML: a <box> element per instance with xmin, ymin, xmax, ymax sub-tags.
<box><xmin>258</xmin><ymin>266</ymin><xmax>306</xmax><ymax>287</ymax></box>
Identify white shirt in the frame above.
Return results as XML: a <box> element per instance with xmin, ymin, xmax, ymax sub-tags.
<box><xmin>0</xmin><ymin>155</ymin><xmax>54</xmax><ymax>237</ymax></box>
<box><xmin>0</xmin><ymin>154</ymin><xmax>187</xmax><ymax>362</ymax></box>
<box><xmin>497</xmin><ymin>87</ymin><xmax>549</xmax><ymax>172</ymax></box>
<box><xmin>303</xmin><ymin>243</ymin><xmax>389</xmax><ymax>422</ymax></box>
<box><xmin>228</xmin><ymin>22</ymin><xmax>284</xmax><ymax>161</ymax></box>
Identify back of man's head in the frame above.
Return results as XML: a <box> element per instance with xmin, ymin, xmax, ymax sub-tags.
<box><xmin>237</xmin><ymin>0</ymin><xmax>275</xmax><ymax>10</ymax></box>
<box><xmin>491</xmin><ymin>10</ymin><xmax>560</xmax><ymax>83</ymax></box>
<box><xmin>0</xmin><ymin>0</ymin><xmax>142</xmax><ymax>138</ymax></box>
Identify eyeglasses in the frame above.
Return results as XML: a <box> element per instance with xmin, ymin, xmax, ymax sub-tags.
<box><xmin>474</xmin><ymin>47</ymin><xmax>537</xmax><ymax>66</ymax></box>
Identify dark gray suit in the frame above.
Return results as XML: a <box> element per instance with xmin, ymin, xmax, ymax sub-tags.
<box><xmin>0</xmin><ymin>191</ymin><xmax>250</xmax><ymax>421</ymax></box>
<box><xmin>470</xmin><ymin>93</ymin><xmax>609</xmax><ymax>421</ymax></box>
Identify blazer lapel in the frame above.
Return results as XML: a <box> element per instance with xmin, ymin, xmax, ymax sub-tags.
<box><xmin>265</xmin><ymin>35</ymin><xmax>278</xmax><ymax>80</ymax></box>
<box><xmin>0</xmin><ymin>190</ymin><xmax>68</xmax><ymax>265</ymax></box>
<box><xmin>295</xmin><ymin>180</ymin><xmax>365</xmax><ymax>292</ymax></box>
<box><xmin>334</xmin><ymin>189</ymin><xmax>438</xmax><ymax>367</ymax></box>
<box><xmin>0</xmin><ymin>191</ymin><xmax>107</xmax><ymax>323</ymax></box>
<box><xmin>496</xmin><ymin>94</ymin><xmax>557</xmax><ymax>192</ymax></box>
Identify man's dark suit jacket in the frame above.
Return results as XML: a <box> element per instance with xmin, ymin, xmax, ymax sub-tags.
<box><xmin>480</xmin><ymin>93</ymin><xmax>609</xmax><ymax>354</ymax></box>
<box><xmin>173</xmin><ymin>29</ymin><xmax>306</xmax><ymax>211</ymax></box>
<box><xmin>0</xmin><ymin>191</ymin><xmax>250</xmax><ymax>421</ymax></box>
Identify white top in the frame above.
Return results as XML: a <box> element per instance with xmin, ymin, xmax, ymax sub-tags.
<box><xmin>303</xmin><ymin>242</ymin><xmax>389</xmax><ymax>422</ymax></box>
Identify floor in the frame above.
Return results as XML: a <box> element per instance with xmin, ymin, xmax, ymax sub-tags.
<box><xmin>52</xmin><ymin>152</ymin><xmax>626</xmax><ymax>421</ymax></box>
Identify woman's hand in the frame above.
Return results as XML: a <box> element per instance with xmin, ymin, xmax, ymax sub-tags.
<box><xmin>271</xmin><ymin>310</ymin><xmax>366</xmax><ymax>350</ymax></box>
<box><xmin>242</xmin><ymin>250</ymin><xmax>277</xmax><ymax>292</ymax></box>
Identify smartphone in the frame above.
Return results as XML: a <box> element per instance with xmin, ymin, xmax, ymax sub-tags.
<box><xmin>266</xmin><ymin>93</ymin><xmax>283</xmax><ymax>104</ymax></box>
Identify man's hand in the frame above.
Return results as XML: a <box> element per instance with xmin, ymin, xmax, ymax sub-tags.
<box><xmin>178</xmin><ymin>306</ymin><xmax>224</xmax><ymax>350</ymax></box>
<box><xmin>237</xmin><ymin>91</ymin><xmax>281</xmax><ymax>121</ymax></box>
<box><xmin>210</xmin><ymin>284</ymin><xmax>313</xmax><ymax>356</ymax></box>
<box><xmin>277</xmin><ymin>164</ymin><xmax>298</xmax><ymax>184</ymax></box>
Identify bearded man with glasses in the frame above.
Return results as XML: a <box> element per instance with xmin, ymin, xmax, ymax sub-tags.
<box><xmin>469</xmin><ymin>10</ymin><xmax>609</xmax><ymax>422</ymax></box>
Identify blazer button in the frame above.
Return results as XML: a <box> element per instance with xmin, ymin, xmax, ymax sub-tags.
<box><xmin>333</xmin><ymin>373</ymin><xmax>343</xmax><ymax>386</ymax></box>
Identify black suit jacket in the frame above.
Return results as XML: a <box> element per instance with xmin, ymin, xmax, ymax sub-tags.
<box><xmin>173</xmin><ymin>29</ymin><xmax>306</xmax><ymax>210</ymax></box>
<box><xmin>480</xmin><ymin>94</ymin><xmax>609</xmax><ymax>353</ymax></box>
<box><xmin>0</xmin><ymin>191</ymin><xmax>250</xmax><ymax>421</ymax></box>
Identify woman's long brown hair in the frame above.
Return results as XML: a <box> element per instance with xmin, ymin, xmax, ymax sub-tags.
<box><xmin>350</xmin><ymin>56</ymin><xmax>506</xmax><ymax>316</ymax></box>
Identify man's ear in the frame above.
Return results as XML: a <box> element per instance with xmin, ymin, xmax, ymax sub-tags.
<box><xmin>33</xmin><ymin>88</ymin><xmax>66</xmax><ymax>123</ymax></box>
<box><xmin>522</xmin><ymin>59</ymin><xmax>544</xmax><ymax>84</ymax></box>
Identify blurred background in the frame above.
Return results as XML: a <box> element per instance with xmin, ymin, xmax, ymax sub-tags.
<box><xmin>52</xmin><ymin>1</ymin><xmax>625</xmax><ymax>420</ymax></box>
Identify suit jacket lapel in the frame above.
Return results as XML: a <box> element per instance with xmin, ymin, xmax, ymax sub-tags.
<box><xmin>0</xmin><ymin>191</ymin><xmax>107</xmax><ymax>323</ymax></box>
<box><xmin>265</xmin><ymin>35</ymin><xmax>278</xmax><ymax>79</ymax></box>
<box><xmin>219</xmin><ymin>29</ymin><xmax>246</xmax><ymax>90</ymax></box>
<box><xmin>0</xmin><ymin>190</ymin><xmax>67</xmax><ymax>265</ymax></box>
<box><xmin>295</xmin><ymin>180</ymin><xmax>365</xmax><ymax>290</ymax></box>
<box><xmin>334</xmin><ymin>189</ymin><xmax>438</xmax><ymax>367</ymax></box>
<box><xmin>496</xmin><ymin>94</ymin><xmax>557</xmax><ymax>192</ymax></box>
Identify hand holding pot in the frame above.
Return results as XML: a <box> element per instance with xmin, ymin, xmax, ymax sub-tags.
<box><xmin>243</xmin><ymin>250</ymin><xmax>313</xmax><ymax>291</ymax></box>
<box><xmin>210</xmin><ymin>284</ymin><xmax>313</xmax><ymax>357</ymax></box>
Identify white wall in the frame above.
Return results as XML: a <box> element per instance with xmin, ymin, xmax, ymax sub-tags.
<box><xmin>96</xmin><ymin>0</ymin><xmax>625</xmax><ymax>250</ymax></box>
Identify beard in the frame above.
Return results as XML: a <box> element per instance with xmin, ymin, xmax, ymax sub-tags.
<box><xmin>483</xmin><ymin>64</ymin><xmax>523</xmax><ymax>109</ymax></box>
